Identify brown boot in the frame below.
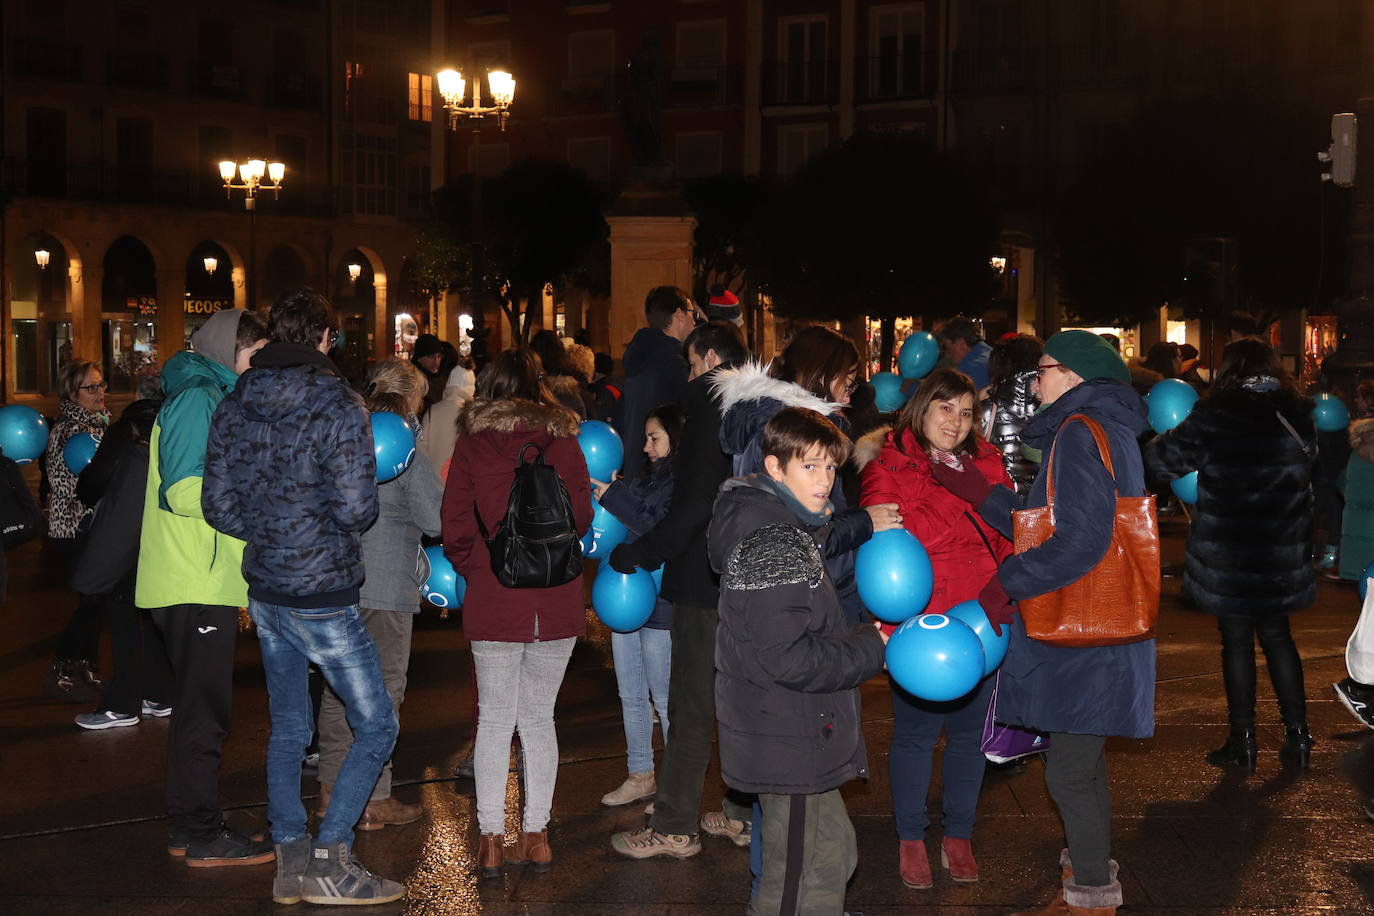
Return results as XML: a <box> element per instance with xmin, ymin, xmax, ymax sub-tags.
<box><xmin>505</xmin><ymin>828</ymin><xmax>552</xmax><ymax>871</ymax></box>
<box><xmin>315</xmin><ymin>783</ymin><xmax>331</xmax><ymax>819</ymax></box>
<box><xmin>356</xmin><ymin>795</ymin><xmax>424</xmax><ymax>831</ymax></box>
<box><xmin>477</xmin><ymin>833</ymin><xmax>504</xmax><ymax>878</ymax></box>
<box><xmin>1010</xmin><ymin>850</ymin><xmax>1080</xmax><ymax>916</ymax></box>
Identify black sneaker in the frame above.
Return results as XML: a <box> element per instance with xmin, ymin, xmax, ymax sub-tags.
<box><xmin>1333</xmin><ymin>679</ymin><xmax>1374</xmax><ymax>730</ymax></box>
<box><xmin>167</xmin><ymin>826</ymin><xmax>193</xmax><ymax>857</ymax></box>
<box><xmin>186</xmin><ymin>827</ymin><xmax>276</xmax><ymax>868</ymax></box>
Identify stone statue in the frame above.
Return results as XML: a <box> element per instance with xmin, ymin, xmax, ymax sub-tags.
<box><xmin>621</xmin><ymin>30</ymin><xmax>668</xmax><ymax>168</ymax></box>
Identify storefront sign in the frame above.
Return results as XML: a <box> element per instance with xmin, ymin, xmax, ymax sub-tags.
<box><xmin>185</xmin><ymin>298</ymin><xmax>233</xmax><ymax>315</ymax></box>
<box><xmin>126</xmin><ymin>296</ymin><xmax>157</xmax><ymax>315</ymax></box>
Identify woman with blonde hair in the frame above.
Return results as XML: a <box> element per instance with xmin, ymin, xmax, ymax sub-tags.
<box><xmin>314</xmin><ymin>357</ymin><xmax>443</xmax><ymax>830</ymax></box>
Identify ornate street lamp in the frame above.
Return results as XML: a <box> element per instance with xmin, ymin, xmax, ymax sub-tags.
<box><xmin>436</xmin><ymin>68</ymin><xmax>515</xmax><ymax>132</ymax></box>
<box><xmin>34</xmin><ymin>249</ymin><xmax>50</xmax><ymax>270</ymax></box>
<box><xmin>217</xmin><ymin>159</ymin><xmax>286</xmax><ymax>309</ymax></box>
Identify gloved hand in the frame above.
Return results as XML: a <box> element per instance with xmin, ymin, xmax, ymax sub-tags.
<box><xmin>931</xmin><ymin>461</ymin><xmax>993</xmax><ymax>506</ymax></box>
<box><xmin>978</xmin><ymin>573</ymin><xmax>1017</xmax><ymax>637</ymax></box>
<box><xmin>608</xmin><ymin>543</ymin><xmax>642</xmax><ymax>575</ymax></box>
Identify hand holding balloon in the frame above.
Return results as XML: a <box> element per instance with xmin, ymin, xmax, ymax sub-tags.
<box><xmin>864</xmin><ymin>503</ymin><xmax>903</xmax><ymax>532</ymax></box>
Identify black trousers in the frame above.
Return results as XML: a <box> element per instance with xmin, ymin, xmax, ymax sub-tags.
<box><xmin>150</xmin><ymin>604</ymin><xmax>239</xmax><ymax>842</ymax></box>
<box><xmin>1216</xmin><ymin>614</ymin><xmax>1307</xmax><ymax>727</ymax></box>
<box><xmin>54</xmin><ymin>538</ymin><xmax>104</xmax><ymax>662</ymax></box>
<box><xmin>650</xmin><ymin>602</ymin><xmax>720</xmax><ymax>837</ymax></box>
<box><xmin>102</xmin><ymin>596</ymin><xmax>173</xmax><ymax>715</ymax></box>
<box><xmin>1044</xmin><ymin>732</ymin><xmax>1112</xmax><ymax>887</ymax></box>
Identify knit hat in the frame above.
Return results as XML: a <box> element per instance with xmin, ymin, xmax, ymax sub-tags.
<box><xmin>413</xmin><ymin>333</ymin><xmax>443</xmax><ymax>360</ymax></box>
<box><xmin>705</xmin><ymin>285</ymin><xmax>743</xmax><ymax>326</ymax></box>
<box><xmin>1044</xmin><ymin>330</ymin><xmax>1130</xmax><ymax>385</ymax></box>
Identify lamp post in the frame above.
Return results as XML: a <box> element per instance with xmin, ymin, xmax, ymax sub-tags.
<box><xmin>436</xmin><ymin>68</ymin><xmax>515</xmax><ymax>341</ymax></box>
<box><xmin>218</xmin><ymin>159</ymin><xmax>286</xmax><ymax>310</ymax></box>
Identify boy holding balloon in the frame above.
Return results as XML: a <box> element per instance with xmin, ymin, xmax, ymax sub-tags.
<box><xmin>708</xmin><ymin>407</ymin><xmax>886</xmax><ymax>914</ymax></box>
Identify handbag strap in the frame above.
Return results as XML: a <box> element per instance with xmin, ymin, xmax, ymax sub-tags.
<box><xmin>1274</xmin><ymin>410</ymin><xmax>1313</xmax><ymax>457</ymax></box>
<box><xmin>1043</xmin><ymin>414</ymin><xmax>1116</xmax><ymax>507</ymax></box>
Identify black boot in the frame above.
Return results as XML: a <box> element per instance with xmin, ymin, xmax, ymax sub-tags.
<box><xmin>1206</xmin><ymin>727</ymin><xmax>1258</xmax><ymax>771</ymax></box>
<box><xmin>1279</xmin><ymin>725</ymin><xmax>1314</xmax><ymax>770</ymax></box>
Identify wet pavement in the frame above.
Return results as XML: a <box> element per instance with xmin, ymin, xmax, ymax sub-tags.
<box><xmin>2</xmin><ymin>512</ymin><xmax>1373</xmax><ymax>914</ymax></box>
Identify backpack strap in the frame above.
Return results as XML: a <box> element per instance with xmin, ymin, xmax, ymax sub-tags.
<box><xmin>476</xmin><ymin>442</ymin><xmax>546</xmax><ymax>546</ymax></box>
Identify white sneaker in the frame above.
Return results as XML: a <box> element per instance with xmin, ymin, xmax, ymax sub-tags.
<box><xmin>141</xmin><ymin>699</ymin><xmax>173</xmax><ymax>718</ymax></box>
<box><xmin>75</xmin><ymin>710</ymin><xmax>139</xmax><ymax>730</ymax></box>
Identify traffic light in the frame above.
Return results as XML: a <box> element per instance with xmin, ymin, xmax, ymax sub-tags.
<box><xmin>1318</xmin><ymin>112</ymin><xmax>1357</xmax><ymax>188</ymax></box>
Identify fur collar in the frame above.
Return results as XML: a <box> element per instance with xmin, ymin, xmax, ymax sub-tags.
<box><xmin>456</xmin><ymin>397</ymin><xmax>581</xmax><ymax>438</ymax></box>
<box><xmin>852</xmin><ymin>425</ymin><xmax>892</xmax><ymax>471</ymax></box>
<box><xmin>710</xmin><ymin>360</ymin><xmax>840</xmax><ymax>416</ymax></box>
<box><xmin>1351</xmin><ymin>417</ymin><xmax>1374</xmax><ymax>462</ymax></box>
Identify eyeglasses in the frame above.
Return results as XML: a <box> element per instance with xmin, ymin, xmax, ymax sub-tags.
<box><xmin>1035</xmin><ymin>362</ymin><xmax>1066</xmax><ymax>377</ymax></box>
<box><xmin>79</xmin><ymin>381</ymin><xmax>109</xmax><ymax>392</ymax></box>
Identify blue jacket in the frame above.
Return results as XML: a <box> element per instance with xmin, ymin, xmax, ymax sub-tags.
<box><xmin>620</xmin><ymin>327</ymin><xmax>688</xmax><ymax>479</ymax></box>
<box><xmin>977</xmin><ymin>378</ymin><xmax>1156</xmax><ymax>739</ymax></box>
<box><xmin>713</xmin><ymin>363</ymin><xmax>875</xmax><ymax>622</ymax></box>
<box><xmin>202</xmin><ymin>342</ymin><xmax>379</xmax><ymax>608</ymax></box>
<box><xmin>958</xmin><ymin>340</ymin><xmax>993</xmax><ymax>390</ymax></box>
<box><xmin>600</xmin><ymin>458</ymin><xmax>676</xmax><ymax>629</ymax></box>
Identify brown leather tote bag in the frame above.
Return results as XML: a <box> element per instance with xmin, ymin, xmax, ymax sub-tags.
<box><xmin>1011</xmin><ymin>414</ymin><xmax>1160</xmax><ymax>647</ymax></box>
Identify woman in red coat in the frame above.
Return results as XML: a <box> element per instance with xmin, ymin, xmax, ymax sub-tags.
<box><xmin>441</xmin><ymin>348</ymin><xmax>593</xmax><ymax>877</ymax></box>
<box><xmin>858</xmin><ymin>368</ymin><xmax>1012</xmax><ymax>891</ymax></box>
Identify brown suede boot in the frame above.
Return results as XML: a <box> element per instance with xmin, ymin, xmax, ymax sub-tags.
<box><xmin>505</xmin><ymin>828</ymin><xmax>552</xmax><ymax>871</ymax></box>
<box><xmin>1010</xmin><ymin>850</ymin><xmax>1085</xmax><ymax>916</ymax></box>
<box><xmin>477</xmin><ymin>834</ymin><xmax>504</xmax><ymax>878</ymax></box>
<box><xmin>356</xmin><ymin>795</ymin><xmax>424</xmax><ymax>831</ymax></box>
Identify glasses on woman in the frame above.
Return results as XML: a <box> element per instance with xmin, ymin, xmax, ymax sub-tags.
<box><xmin>79</xmin><ymin>381</ymin><xmax>109</xmax><ymax>392</ymax></box>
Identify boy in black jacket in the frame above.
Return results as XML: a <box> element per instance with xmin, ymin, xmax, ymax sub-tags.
<box><xmin>708</xmin><ymin>407</ymin><xmax>886</xmax><ymax>914</ymax></box>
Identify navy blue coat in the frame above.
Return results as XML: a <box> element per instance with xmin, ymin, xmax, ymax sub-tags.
<box><xmin>620</xmin><ymin>328</ymin><xmax>688</xmax><ymax>479</ymax></box>
<box><xmin>978</xmin><ymin>378</ymin><xmax>1156</xmax><ymax>739</ymax></box>
<box><xmin>600</xmin><ymin>459</ymin><xmax>676</xmax><ymax>628</ymax></box>
<box><xmin>203</xmin><ymin>343</ymin><xmax>379</xmax><ymax>608</ymax></box>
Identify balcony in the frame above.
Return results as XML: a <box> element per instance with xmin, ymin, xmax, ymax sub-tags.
<box><xmin>191</xmin><ymin>63</ymin><xmax>244</xmax><ymax>101</ymax></box>
<box><xmin>555</xmin><ymin>74</ymin><xmax>617</xmax><ymax>116</ymax></box>
<box><xmin>107</xmin><ymin>51</ymin><xmax>168</xmax><ymax>90</ymax></box>
<box><xmin>763</xmin><ymin>59</ymin><xmax>838</xmax><ymax>106</ymax></box>
<box><xmin>951</xmin><ymin>46</ymin><xmax>1039</xmax><ymax>94</ymax></box>
<box><xmin>856</xmin><ymin>53</ymin><xmax>935</xmax><ymax>104</ymax></box>
<box><xmin>667</xmin><ymin>64</ymin><xmax>739</xmax><ymax>108</ymax></box>
<box><xmin>271</xmin><ymin>72</ymin><xmax>322</xmax><ymax>111</ymax></box>
<box><xmin>13</xmin><ymin>39</ymin><xmax>83</xmax><ymax>81</ymax></box>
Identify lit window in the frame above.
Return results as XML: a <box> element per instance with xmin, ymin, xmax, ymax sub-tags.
<box><xmin>408</xmin><ymin>72</ymin><xmax>433</xmax><ymax>122</ymax></box>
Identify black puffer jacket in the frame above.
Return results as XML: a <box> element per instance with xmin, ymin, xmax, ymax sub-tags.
<box><xmin>203</xmin><ymin>343</ymin><xmax>378</xmax><ymax>608</ymax></box>
<box><xmin>1143</xmin><ymin>381</ymin><xmax>1316</xmax><ymax>617</ymax></box>
<box><xmin>708</xmin><ymin>476</ymin><xmax>886</xmax><ymax>795</ymax></box>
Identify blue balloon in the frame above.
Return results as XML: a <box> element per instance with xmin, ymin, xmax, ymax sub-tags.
<box><xmin>856</xmin><ymin>528</ymin><xmax>934</xmax><ymax>623</ymax></box>
<box><xmin>1361</xmin><ymin>561</ymin><xmax>1374</xmax><ymax>600</ymax></box>
<box><xmin>371</xmin><ymin>412</ymin><xmax>416</xmax><ymax>482</ymax></box>
<box><xmin>650</xmin><ymin>565</ymin><xmax>663</xmax><ymax>593</ymax></box>
<box><xmin>0</xmin><ymin>405</ymin><xmax>49</xmax><ymax>465</ymax></box>
<box><xmin>578</xmin><ymin>420</ymin><xmax>624</xmax><ymax>482</ymax></box>
<box><xmin>1147</xmin><ymin>379</ymin><xmax>1199</xmax><ymax>434</ymax></box>
<box><xmin>1314</xmin><ymin>393</ymin><xmax>1350</xmax><ymax>433</ymax></box>
<box><xmin>897</xmin><ymin>332</ymin><xmax>940</xmax><ymax>380</ymax></box>
<box><xmin>944</xmin><ymin>599</ymin><xmax>1009</xmax><ymax>676</ymax></box>
<box><xmin>886</xmin><ymin>613</ymin><xmax>985</xmax><ymax>702</ymax></box>
<box><xmin>420</xmin><ymin>545</ymin><xmax>466</xmax><ymax>609</ymax></box>
<box><xmin>1171</xmin><ymin>471</ymin><xmax>1198</xmax><ymax>504</ymax></box>
<box><xmin>582</xmin><ymin>501</ymin><xmax>627</xmax><ymax>559</ymax></box>
<box><xmin>592</xmin><ymin>560</ymin><xmax>657</xmax><ymax>632</ymax></box>
<box><xmin>63</xmin><ymin>432</ymin><xmax>100</xmax><ymax>475</ymax></box>
<box><xmin>871</xmin><ymin>372</ymin><xmax>907</xmax><ymax>413</ymax></box>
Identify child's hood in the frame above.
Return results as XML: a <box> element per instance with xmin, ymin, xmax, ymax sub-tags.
<box><xmin>707</xmin><ymin>475</ymin><xmax>809</xmax><ymax>576</ymax></box>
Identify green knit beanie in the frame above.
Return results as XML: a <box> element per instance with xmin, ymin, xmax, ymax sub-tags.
<box><xmin>1043</xmin><ymin>330</ymin><xmax>1130</xmax><ymax>385</ymax></box>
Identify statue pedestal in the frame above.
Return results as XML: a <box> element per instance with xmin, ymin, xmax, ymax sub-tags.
<box><xmin>606</xmin><ymin>177</ymin><xmax>696</xmax><ymax>359</ymax></box>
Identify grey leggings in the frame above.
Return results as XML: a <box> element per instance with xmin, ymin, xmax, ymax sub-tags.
<box><xmin>1045</xmin><ymin>732</ymin><xmax>1112</xmax><ymax>887</ymax></box>
<box><xmin>471</xmin><ymin>638</ymin><xmax>576</xmax><ymax>835</ymax></box>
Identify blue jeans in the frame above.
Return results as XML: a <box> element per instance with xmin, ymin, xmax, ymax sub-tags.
<box><xmin>250</xmin><ymin>600</ymin><xmax>398</xmax><ymax>847</ymax></box>
<box><xmin>888</xmin><ymin>673</ymin><xmax>995</xmax><ymax>841</ymax></box>
<box><xmin>611</xmin><ymin>627</ymin><xmax>671</xmax><ymax>773</ymax></box>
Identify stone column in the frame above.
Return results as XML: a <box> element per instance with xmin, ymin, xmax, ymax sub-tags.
<box><xmin>606</xmin><ymin>216</ymin><xmax>696</xmax><ymax>359</ymax></box>
<box><xmin>72</xmin><ymin>264</ymin><xmax>100</xmax><ymax>364</ymax></box>
<box><xmin>156</xmin><ymin>269</ymin><xmax>187</xmax><ymax>359</ymax></box>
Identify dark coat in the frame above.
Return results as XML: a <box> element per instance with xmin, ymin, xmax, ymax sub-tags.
<box><xmin>709</xmin><ymin>476</ymin><xmax>886</xmax><ymax>795</ymax></box>
<box><xmin>441</xmin><ymin>398</ymin><xmax>593</xmax><ymax>643</ymax></box>
<box><xmin>1339</xmin><ymin>418</ymin><xmax>1374</xmax><ymax>581</ymax></box>
<box><xmin>620</xmin><ymin>327</ymin><xmax>688</xmax><ymax>478</ymax></box>
<box><xmin>616</xmin><ymin>364</ymin><xmax>734</xmax><ymax>609</ymax></box>
<box><xmin>600</xmin><ymin>459</ymin><xmax>675</xmax><ymax>628</ymax></box>
<box><xmin>1143</xmin><ymin>383</ymin><xmax>1316</xmax><ymax>618</ymax></box>
<box><xmin>978</xmin><ymin>378</ymin><xmax>1156</xmax><ymax>739</ymax></box>
<box><xmin>202</xmin><ymin>342</ymin><xmax>379</xmax><ymax>608</ymax></box>
<box><xmin>858</xmin><ymin>428</ymin><xmax>1012</xmax><ymax>620</ymax></box>
<box><xmin>713</xmin><ymin>362</ymin><xmax>875</xmax><ymax>622</ymax></box>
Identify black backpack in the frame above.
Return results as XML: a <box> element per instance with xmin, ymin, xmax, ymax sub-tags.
<box><xmin>0</xmin><ymin>451</ymin><xmax>44</xmax><ymax>549</ymax></box>
<box><xmin>475</xmin><ymin>442</ymin><xmax>582</xmax><ymax>588</ymax></box>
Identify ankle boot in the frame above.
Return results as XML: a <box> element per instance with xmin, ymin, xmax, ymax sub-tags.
<box><xmin>477</xmin><ymin>833</ymin><xmax>504</xmax><ymax>877</ymax></box>
<box><xmin>898</xmin><ymin>838</ymin><xmax>931</xmax><ymax>889</ymax></box>
<box><xmin>1279</xmin><ymin>725</ymin><xmax>1314</xmax><ymax>770</ymax></box>
<box><xmin>505</xmin><ymin>828</ymin><xmax>552</xmax><ymax>871</ymax></box>
<box><xmin>1206</xmin><ymin>727</ymin><xmax>1257</xmax><ymax>771</ymax></box>
<box><xmin>940</xmin><ymin>836</ymin><xmax>978</xmax><ymax>882</ymax></box>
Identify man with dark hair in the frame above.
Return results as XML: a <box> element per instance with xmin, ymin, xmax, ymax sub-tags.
<box><xmin>621</xmin><ymin>286</ymin><xmax>699</xmax><ymax>477</ymax></box>
<box><xmin>203</xmin><ymin>288</ymin><xmax>403</xmax><ymax>906</ymax></box>
<box><xmin>609</xmin><ymin>320</ymin><xmax>749</xmax><ymax>860</ymax></box>
<box><xmin>136</xmin><ymin>307</ymin><xmax>270</xmax><ymax>867</ymax></box>
<box><xmin>936</xmin><ymin>317</ymin><xmax>992</xmax><ymax>391</ymax></box>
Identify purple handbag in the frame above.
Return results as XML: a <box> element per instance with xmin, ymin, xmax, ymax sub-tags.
<box><xmin>980</xmin><ymin>672</ymin><xmax>1049</xmax><ymax>763</ymax></box>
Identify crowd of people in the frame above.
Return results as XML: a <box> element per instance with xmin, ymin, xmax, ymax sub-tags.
<box><xmin>17</xmin><ymin>284</ymin><xmax>1369</xmax><ymax>915</ymax></box>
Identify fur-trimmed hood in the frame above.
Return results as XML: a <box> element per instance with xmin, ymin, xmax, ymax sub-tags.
<box><xmin>1351</xmin><ymin>417</ymin><xmax>1374</xmax><ymax>462</ymax></box>
<box><xmin>456</xmin><ymin>397</ymin><xmax>581</xmax><ymax>438</ymax></box>
<box><xmin>710</xmin><ymin>360</ymin><xmax>839</xmax><ymax>417</ymax></box>
<box><xmin>852</xmin><ymin>424</ymin><xmax>893</xmax><ymax>472</ymax></box>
